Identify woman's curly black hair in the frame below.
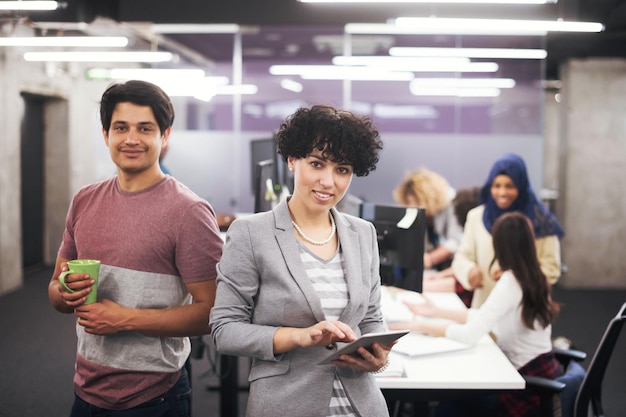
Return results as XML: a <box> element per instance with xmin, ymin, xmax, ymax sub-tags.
<box><xmin>274</xmin><ymin>105</ymin><xmax>383</xmax><ymax>177</ymax></box>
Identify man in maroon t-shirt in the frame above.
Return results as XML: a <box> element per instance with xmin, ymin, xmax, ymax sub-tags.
<box><xmin>48</xmin><ymin>80</ymin><xmax>223</xmax><ymax>415</ymax></box>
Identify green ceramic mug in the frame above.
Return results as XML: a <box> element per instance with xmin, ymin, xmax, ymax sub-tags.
<box><xmin>58</xmin><ymin>259</ymin><xmax>101</xmax><ymax>305</ymax></box>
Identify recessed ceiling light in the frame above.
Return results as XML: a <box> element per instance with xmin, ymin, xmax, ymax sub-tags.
<box><xmin>389</xmin><ymin>47</ymin><xmax>547</xmax><ymax>59</ymax></box>
<box><xmin>0</xmin><ymin>1</ymin><xmax>59</xmax><ymax>10</ymax></box>
<box><xmin>394</xmin><ymin>17</ymin><xmax>604</xmax><ymax>35</ymax></box>
<box><xmin>300</xmin><ymin>0</ymin><xmax>555</xmax><ymax>3</ymax></box>
<box><xmin>23</xmin><ymin>51</ymin><xmax>175</xmax><ymax>63</ymax></box>
<box><xmin>0</xmin><ymin>37</ymin><xmax>128</xmax><ymax>47</ymax></box>
<box><xmin>346</xmin><ymin>17</ymin><xmax>603</xmax><ymax>36</ymax></box>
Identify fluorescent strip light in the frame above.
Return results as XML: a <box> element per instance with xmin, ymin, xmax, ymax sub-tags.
<box><xmin>300</xmin><ymin>72</ymin><xmax>413</xmax><ymax>81</ymax></box>
<box><xmin>346</xmin><ymin>22</ymin><xmax>543</xmax><ymax>36</ymax></box>
<box><xmin>301</xmin><ymin>0</ymin><xmax>554</xmax><ymax>3</ymax></box>
<box><xmin>161</xmin><ymin>81</ymin><xmax>254</xmax><ymax>95</ymax></box>
<box><xmin>422</xmin><ymin>62</ymin><xmax>499</xmax><ymax>72</ymax></box>
<box><xmin>331</xmin><ymin>56</ymin><xmax>499</xmax><ymax>72</ymax></box>
<box><xmin>0</xmin><ymin>1</ymin><xmax>58</xmax><ymax>10</ymax></box>
<box><xmin>107</xmin><ymin>68</ymin><xmax>207</xmax><ymax>80</ymax></box>
<box><xmin>373</xmin><ymin>104</ymin><xmax>438</xmax><ymax>119</ymax></box>
<box><xmin>28</xmin><ymin>22</ymin><xmax>88</xmax><ymax>31</ymax></box>
<box><xmin>141</xmin><ymin>78</ymin><xmax>256</xmax><ymax>101</ymax></box>
<box><xmin>270</xmin><ymin>65</ymin><xmax>414</xmax><ymax>81</ymax></box>
<box><xmin>23</xmin><ymin>51</ymin><xmax>174</xmax><ymax>63</ymax></box>
<box><xmin>0</xmin><ymin>36</ymin><xmax>128</xmax><ymax>47</ymax></box>
<box><xmin>85</xmin><ymin>68</ymin><xmax>217</xmax><ymax>82</ymax></box>
<box><xmin>281</xmin><ymin>79</ymin><xmax>304</xmax><ymax>93</ymax></box>
<box><xmin>151</xmin><ymin>24</ymin><xmax>241</xmax><ymax>34</ymax></box>
<box><xmin>394</xmin><ymin>17</ymin><xmax>604</xmax><ymax>35</ymax></box>
<box><xmin>389</xmin><ymin>47</ymin><xmax>547</xmax><ymax>59</ymax></box>
<box><xmin>346</xmin><ymin>19</ymin><xmax>603</xmax><ymax>35</ymax></box>
<box><xmin>410</xmin><ymin>86</ymin><xmax>501</xmax><ymax>97</ymax></box>
<box><xmin>410</xmin><ymin>77</ymin><xmax>516</xmax><ymax>88</ymax></box>
<box><xmin>332</xmin><ymin>56</ymin><xmax>470</xmax><ymax>66</ymax></box>
<box><xmin>165</xmin><ymin>84</ymin><xmax>257</xmax><ymax>102</ymax></box>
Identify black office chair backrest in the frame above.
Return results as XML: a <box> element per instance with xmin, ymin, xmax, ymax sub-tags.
<box><xmin>574</xmin><ymin>302</ymin><xmax>626</xmax><ymax>417</ymax></box>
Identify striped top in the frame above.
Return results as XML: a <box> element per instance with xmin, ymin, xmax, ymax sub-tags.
<box><xmin>297</xmin><ymin>243</ymin><xmax>358</xmax><ymax>417</ymax></box>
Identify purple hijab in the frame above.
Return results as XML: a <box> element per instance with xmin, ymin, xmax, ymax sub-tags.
<box><xmin>480</xmin><ymin>153</ymin><xmax>564</xmax><ymax>239</ymax></box>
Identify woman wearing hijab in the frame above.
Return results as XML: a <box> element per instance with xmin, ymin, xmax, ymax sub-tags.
<box><xmin>452</xmin><ymin>153</ymin><xmax>564</xmax><ymax>308</ymax></box>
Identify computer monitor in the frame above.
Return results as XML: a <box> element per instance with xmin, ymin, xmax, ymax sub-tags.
<box><xmin>359</xmin><ymin>203</ymin><xmax>426</xmax><ymax>292</ymax></box>
<box><xmin>253</xmin><ymin>159</ymin><xmax>280</xmax><ymax>213</ymax></box>
<box><xmin>250</xmin><ymin>138</ymin><xmax>276</xmax><ymax>193</ymax></box>
<box><xmin>250</xmin><ymin>137</ymin><xmax>293</xmax><ymax>195</ymax></box>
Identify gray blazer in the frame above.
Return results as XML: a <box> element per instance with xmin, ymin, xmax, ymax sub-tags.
<box><xmin>209</xmin><ymin>199</ymin><xmax>389</xmax><ymax>417</ymax></box>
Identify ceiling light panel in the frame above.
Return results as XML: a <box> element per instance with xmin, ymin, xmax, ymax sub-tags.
<box><xmin>346</xmin><ymin>17</ymin><xmax>603</xmax><ymax>36</ymax></box>
<box><xmin>23</xmin><ymin>51</ymin><xmax>175</xmax><ymax>62</ymax></box>
<box><xmin>150</xmin><ymin>24</ymin><xmax>241</xmax><ymax>34</ymax></box>
<box><xmin>85</xmin><ymin>68</ymin><xmax>219</xmax><ymax>83</ymax></box>
<box><xmin>280</xmin><ymin>79</ymin><xmax>304</xmax><ymax>92</ymax></box>
<box><xmin>410</xmin><ymin>77</ymin><xmax>516</xmax><ymax>88</ymax></box>
<box><xmin>269</xmin><ymin>65</ymin><xmax>414</xmax><ymax>81</ymax></box>
<box><xmin>300</xmin><ymin>0</ymin><xmax>555</xmax><ymax>3</ymax></box>
<box><xmin>0</xmin><ymin>1</ymin><xmax>58</xmax><ymax>10</ymax></box>
<box><xmin>0</xmin><ymin>37</ymin><xmax>128</xmax><ymax>47</ymax></box>
<box><xmin>394</xmin><ymin>17</ymin><xmax>604</xmax><ymax>35</ymax></box>
<box><xmin>389</xmin><ymin>47</ymin><xmax>547</xmax><ymax>59</ymax></box>
<box><xmin>332</xmin><ymin>56</ymin><xmax>471</xmax><ymax>66</ymax></box>
<box><xmin>410</xmin><ymin>86</ymin><xmax>502</xmax><ymax>97</ymax></box>
<box><xmin>330</xmin><ymin>57</ymin><xmax>499</xmax><ymax>72</ymax></box>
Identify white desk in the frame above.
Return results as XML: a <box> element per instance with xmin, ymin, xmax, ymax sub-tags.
<box><xmin>376</xmin><ymin>288</ymin><xmax>525</xmax><ymax>401</ymax></box>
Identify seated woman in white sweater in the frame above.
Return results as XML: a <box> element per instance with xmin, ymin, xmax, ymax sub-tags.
<box><xmin>389</xmin><ymin>211</ymin><xmax>561</xmax><ymax>417</ymax></box>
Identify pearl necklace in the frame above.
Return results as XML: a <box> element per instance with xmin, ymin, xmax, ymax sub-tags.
<box><xmin>291</xmin><ymin>213</ymin><xmax>336</xmax><ymax>246</ymax></box>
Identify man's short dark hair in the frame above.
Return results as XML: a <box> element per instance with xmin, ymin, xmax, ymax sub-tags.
<box><xmin>100</xmin><ymin>80</ymin><xmax>175</xmax><ymax>134</ymax></box>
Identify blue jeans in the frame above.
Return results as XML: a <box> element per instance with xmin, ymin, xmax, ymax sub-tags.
<box><xmin>69</xmin><ymin>368</ymin><xmax>191</xmax><ymax>417</ymax></box>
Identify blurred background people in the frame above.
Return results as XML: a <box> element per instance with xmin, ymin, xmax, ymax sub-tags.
<box><xmin>391</xmin><ymin>211</ymin><xmax>561</xmax><ymax>417</ymax></box>
<box><xmin>452</xmin><ymin>153</ymin><xmax>564</xmax><ymax>308</ymax></box>
<box><xmin>419</xmin><ymin>185</ymin><xmax>481</xmax><ymax>306</ymax></box>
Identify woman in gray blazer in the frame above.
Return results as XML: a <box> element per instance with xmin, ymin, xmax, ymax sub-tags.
<box><xmin>210</xmin><ymin>105</ymin><xmax>392</xmax><ymax>417</ymax></box>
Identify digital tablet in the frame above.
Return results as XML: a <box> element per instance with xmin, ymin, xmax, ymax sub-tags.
<box><xmin>318</xmin><ymin>330</ymin><xmax>410</xmax><ymax>365</ymax></box>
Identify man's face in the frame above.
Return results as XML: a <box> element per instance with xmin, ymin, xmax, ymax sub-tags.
<box><xmin>103</xmin><ymin>102</ymin><xmax>169</xmax><ymax>175</ymax></box>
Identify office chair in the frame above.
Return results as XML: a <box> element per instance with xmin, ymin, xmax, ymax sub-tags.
<box><xmin>527</xmin><ymin>302</ymin><xmax>626</xmax><ymax>417</ymax></box>
<box><xmin>574</xmin><ymin>301</ymin><xmax>626</xmax><ymax>417</ymax></box>
<box><xmin>524</xmin><ymin>347</ymin><xmax>587</xmax><ymax>417</ymax></box>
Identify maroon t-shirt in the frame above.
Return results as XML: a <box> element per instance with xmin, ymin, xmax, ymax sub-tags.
<box><xmin>59</xmin><ymin>176</ymin><xmax>222</xmax><ymax>409</ymax></box>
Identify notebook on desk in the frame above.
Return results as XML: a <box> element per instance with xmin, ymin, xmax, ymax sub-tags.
<box><xmin>391</xmin><ymin>332</ymin><xmax>471</xmax><ymax>357</ymax></box>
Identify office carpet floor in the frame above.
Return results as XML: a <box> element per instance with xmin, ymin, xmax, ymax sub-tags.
<box><xmin>0</xmin><ymin>266</ymin><xmax>624</xmax><ymax>417</ymax></box>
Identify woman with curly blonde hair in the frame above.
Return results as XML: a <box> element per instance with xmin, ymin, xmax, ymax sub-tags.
<box><xmin>393</xmin><ymin>168</ymin><xmax>463</xmax><ymax>271</ymax></box>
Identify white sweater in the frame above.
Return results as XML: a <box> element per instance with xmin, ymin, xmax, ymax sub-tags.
<box><xmin>452</xmin><ymin>205</ymin><xmax>561</xmax><ymax>308</ymax></box>
<box><xmin>445</xmin><ymin>270</ymin><xmax>553</xmax><ymax>369</ymax></box>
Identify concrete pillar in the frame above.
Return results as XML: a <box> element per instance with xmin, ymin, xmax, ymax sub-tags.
<box><xmin>559</xmin><ymin>59</ymin><xmax>626</xmax><ymax>288</ymax></box>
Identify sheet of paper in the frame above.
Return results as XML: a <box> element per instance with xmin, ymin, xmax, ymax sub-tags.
<box><xmin>391</xmin><ymin>332</ymin><xmax>471</xmax><ymax>357</ymax></box>
<box><xmin>396</xmin><ymin>207</ymin><xmax>419</xmax><ymax>229</ymax></box>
